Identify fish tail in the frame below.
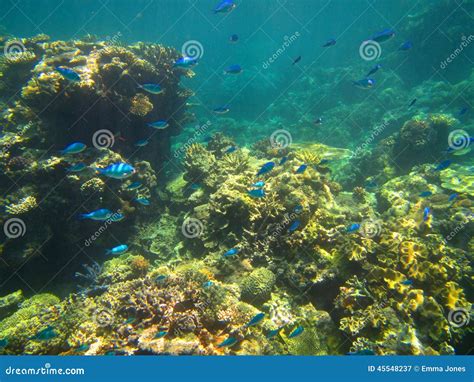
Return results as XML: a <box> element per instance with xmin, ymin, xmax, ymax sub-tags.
<box><xmin>78</xmin><ymin>214</ymin><xmax>88</xmax><ymax>220</ymax></box>
<box><xmin>105</xmin><ymin>250</ymin><xmax>111</xmax><ymax>255</ymax></box>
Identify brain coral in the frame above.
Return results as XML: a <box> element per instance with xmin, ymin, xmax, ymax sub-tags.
<box><xmin>240</xmin><ymin>268</ymin><xmax>276</xmax><ymax>305</ymax></box>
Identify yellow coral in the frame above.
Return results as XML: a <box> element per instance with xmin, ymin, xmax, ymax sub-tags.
<box><xmin>5</xmin><ymin>196</ymin><xmax>37</xmax><ymax>215</ymax></box>
<box><xmin>129</xmin><ymin>94</ymin><xmax>153</xmax><ymax>116</ymax></box>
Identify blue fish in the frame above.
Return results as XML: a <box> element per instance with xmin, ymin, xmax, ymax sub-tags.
<box><xmin>459</xmin><ymin>107</ymin><xmax>469</xmax><ymax>116</ymax></box>
<box><xmin>155</xmin><ymin>275</ymin><xmax>168</xmax><ymax>283</ymax></box>
<box><xmin>154</xmin><ymin>331</ymin><xmax>168</xmax><ymax>339</ymax></box>
<box><xmin>400</xmin><ymin>279</ymin><xmax>413</xmax><ymax>286</ymax></box>
<box><xmin>56</xmin><ymin>66</ymin><xmax>81</xmax><ymax>82</ymax></box>
<box><xmin>106</xmin><ymin>244</ymin><xmax>128</xmax><ymax>255</ymax></box>
<box><xmin>60</xmin><ymin>142</ymin><xmax>87</xmax><ymax>155</ymax></box>
<box><xmin>190</xmin><ymin>183</ymin><xmax>201</xmax><ymax>190</ymax></box>
<box><xmin>224</xmin><ymin>145</ymin><xmax>237</xmax><ymax>153</ymax></box>
<box><xmin>347</xmin><ymin>349</ymin><xmax>375</xmax><ymax>355</ymax></box>
<box><xmin>75</xmin><ymin>344</ymin><xmax>90</xmax><ymax>353</ymax></box>
<box><xmin>203</xmin><ymin>281</ymin><xmax>214</xmax><ymax>288</ymax></box>
<box><xmin>434</xmin><ymin>160</ymin><xmax>451</xmax><ymax>171</ymax></box>
<box><xmin>295</xmin><ymin>164</ymin><xmax>307</xmax><ymax>174</ymax></box>
<box><xmin>288</xmin><ymin>220</ymin><xmax>301</xmax><ymax>233</ymax></box>
<box><xmin>252</xmin><ymin>181</ymin><xmax>265</xmax><ymax>188</ymax></box>
<box><xmin>174</xmin><ymin>56</ymin><xmax>199</xmax><ymax>68</ymax></box>
<box><xmin>288</xmin><ymin>326</ymin><xmax>304</xmax><ymax>339</ymax></box>
<box><xmin>245</xmin><ymin>313</ymin><xmax>265</xmax><ymax>327</ymax></box>
<box><xmin>248</xmin><ymin>189</ymin><xmax>265</xmax><ymax>198</ymax></box>
<box><xmin>229</xmin><ymin>34</ymin><xmax>239</xmax><ymax>43</ymax></box>
<box><xmin>353</xmin><ymin>78</ymin><xmax>375</xmax><ymax>89</ymax></box>
<box><xmin>419</xmin><ymin>191</ymin><xmax>432</xmax><ymax>197</ymax></box>
<box><xmin>223</xmin><ymin>248</ymin><xmax>240</xmax><ymax>257</ymax></box>
<box><xmin>30</xmin><ymin>326</ymin><xmax>58</xmax><ymax>341</ymax></box>
<box><xmin>0</xmin><ymin>337</ymin><xmax>8</xmax><ymax>348</ymax></box>
<box><xmin>214</xmin><ymin>0</ymin><xmax>236</xmax><ymax>14</ymax></box>
<box><xmin>370</xmin><ymin>29</ymin><xmax>395</xmax><ymax>43</ymax></box>
<box><xmin>135</xmin><ymin>197</ymin><xmax>150</xmax><ymax>206</ymax></box>
<box><xmin>399</xmin><ymin>40</ymin><xmax>413</xmax><ymax>51</ymax></box>
<box><xmin>148</xmin><ymin>120</ymin><xmax>169</xmax><ymax>129</ymax></box>
<box><xmin>314</xmin><ymin>117</ymin><xmax>323</xmax><ymax>125</ymax></box>
<box><xmin>279</xmin><ymin>157</ymin><xmax>288</xmax><ymax>166</ymax></box>
<box><xmin>66</xmin><ymin>163</ymin><xmax>87</xmax><ymax>172</ymax></box>
<box><xmin>266</xmin><ymin>326</ymin><xmax>284</xmax><ymax>339</ymax></box>
<box><xmin>423</xmin><ymin>207</ymin><xmax>431</xmax><ymax>222</ymax></box>
<box><xmin>322</xmin><ymin>38</ymin><xmax>336</xmax><ymax>47</ymax></box>
<box><xmin>213</xmin><ymin>106</ymin><xmax>230</xmax><ymax>114</ymax></box>
<box><xmin>80</xmin><ymin>209</ymin><xmax>114</xmax><ymax>221</ymax></box>
<box><xmin>217</xmin><ymin>337</ymin><xmax>238</xmax><ymax>348</ymax></box>
<box><xmin>257</xmin><ymin>161</ymin><xmax>275</xmax><ymax>176</ymax></box>
<box><xmin>346</xmin><ymin>223</ymin><xmax>360</xmax><ymax>233</ymax></box>
<box><xmin>293</xmin><ymin>205</ymin><xmax>303</xmax><ymax>213</ymax></box>
<box><xmin>134</xmin><ymin>139</ymin><xmax>149</xmax><ymax>147</ymax></box>
<box><xmin>448</xmin><ymin>193</ymin><xmax>458</xmax><ymax>203</ymax></box>
<box><xmin>139</xmin><ymin>83</ymin><xmax>163</xmax><ymax>95</ymax></box>
<box><xmin>127</xmin><ymin>181</ymin><xmax>142</xmax><ymax>190</ymax></box>
<box><xmin>319</xmin><ymin>159</ymin><xmax>330</xmax><ymax>165</ymax></box>
<box><xmin>366</xmin><ymin>63</ymin><xmax>382</xmax><ymax>77</ymax></box>
<box><xmin>224</xmin><ymin>64</ymin><xmax>242</xmax><ymax>74</ymax></box>
<box><xmin>96</xmin><ymin>162</ymin><xmax>135</xmax><ymax>179</ymax></box>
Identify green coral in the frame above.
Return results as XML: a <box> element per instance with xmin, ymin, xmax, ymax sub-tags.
<box><xmin>240</xmin><ymin>268</ymin><xmax>276</xmax><ymax>305</ymax></box>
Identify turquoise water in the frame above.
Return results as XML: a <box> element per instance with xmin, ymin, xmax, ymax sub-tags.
<box><xmin>0</xmin><ymin>0</ymin><xmax>472</xmax><ymax>356</ymax></box>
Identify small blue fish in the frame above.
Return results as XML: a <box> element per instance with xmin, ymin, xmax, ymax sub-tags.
<box><xmin>288</xmin><ymin>326</ymin><xmax>304</xmax><ymax>339</ymax></box>
<box><xmin>214</xmin><ymin>0</ymin><xmax>236</xmax><ymax>14</ymax></box>
<box><xmin>213</xmin><ymin>106</ymin><xmax>230</xmax><ymax>114</ymax></box>
<box><xmin>66</xmin><ymin>163</ymin><xmax>87</xmax><ymax>172</ymax></box>
<box><xmin>127</xmin><ymin>181</ymin><xmax>142</xmax><ymax>190</ymax></box>
<box><xmin>217</xmin><ymin>337</ymin><xmax>238</xmax><ymax>348</ymax></box>
<box><xmin>353</xmin><ymin>78</ymin><xmax>375</xmax><ymax>89</ymax></box>
<box><xmin>366</xmin><ymin>63</ymin><xmax>382</xmax><ymax>77</ymax></box>
<box><xmin>203</xmin><ymin>281</ymin><xmax>214</xmax><ymax>288</ymax></box>
<box><xmin>30</xmin><ymin>326</ymin><xmax>57</xmax><ymax>341</ymax></box>
<box><xmin>148</xmin><ymin>120</ymin><xmax>169</xmax><ymax>129</ymax></box>
<box><xmin>266</xmin><ymin>326</ymin><xmax>284</xmax><ymax>339</ymax></box>
<box><xmin>139</xmin><ymin>83</ymin><xmax>163</xmax><ymax>95</ymax></box>
<box><xmin>295</xmin><ymin>164</ymin><xmax>307</xmax><ymax>174</ymax></box>
<box><xmin>347</xmin><ymin>349</ymin><xmax>375</xmax><ymax>355</ymax></box>
<box><xmin>154</xmin><ymin>331</ymin><xmax>168</xmax><ymax>339</ymax></box>
<box><xmin>106</xmin><ymin>244</ymin><xmax>128</xmax><ymax>255</ymax></box>
<box><xmin>223</xmin><ymin>248</ymin><xmax>240</xmax><ymax>257</ymax></box>
<box><xmin>293</xmin><ymin>205</ymin><xmax>303</xmax><ymax>213</ymax></box>
<box><xmin>0</xmin><ymin>337</ymin><xmax>8</xmax><ymax>348</ymax></box>
<box><xmin>60</xmin><ymin>142</ymin><xmax>87</xmax><ymax>155</ymax></box>
<box><xmin>155</xmin><ymin>275</ymin><xmax>168</xmax><ymax>283</ymax></box>
<box><xmin>434</xmin><ymin>160</ymin><xmax>451</xmax><ymax>171</ymax></box>
<box><xmin>229</xmin><ymin>34</ymin><xmax>239</xmax><ymax>43</ymax></box>
<box><xmin>314</xmin><ymin>117</ymin><xmax>323</xmax><ymax>125</ymax></box>
<box><xmin>224</xmin><ymin>64</ymin><xmax>242</xmax><ymax>74</ymax></box>
<box><xmin>400</xmin><ymin>279</ymin><xmax>413</xmax><ymax>286</ymax></box>
<box><xmin>319</xmin><ymin>159</ymin><xmax>330</xmax><ymax>165</ymax></box>
<box><xmin>75</xmin><ymin>344</ymin><xmax>90</xmax><ymax>353</ymax></box>
<box><xmin>135</xmin><ymin>197</ymin><xmax>150</xmax><ymax>206</ymax></box>
<box><xmin>365</xmin><ymin>181</ymin><xmax>378</xmax><ymax>190</ymax></box>
<box><xmin>190</xmin><ymin>183</ymin><xmax>201</xmax><ymax>190</ymax></box>
<box><xmin>134</xmin><ymin>139</ymin><xmax>149</xmax><ymax>147</ymax></box>
<box><xmin>279</xmin><ymin>157</ymin><xmax>288</xmax><ymax>166</ymax></box>
<box><xmin>252</xmin><ymin>181</ymin><xmax>265</xmax><ymax>188</ymax></box>
<box><xmin>399</xmin><ymin>41</ymin><xmax>413</xmax><ymax>51</ymax></box>
<box><xmin>224</xmin><ymin>145</ymin><xmax>237</xmax><ymax>153</ymax></box>
<box><xmin>409</xmin><ymin>98</ymin><xmax>417</xmax><ymax>108</ymax></box>
<box><xmin>56</xmin><ymin>66</ymin><xmax>81</xmax><ymax>82</ymax></box>
<box><xmin>80</xmin><ymin>209</ymin><xmax>114</xmax><ymax>221</ymax></box>
<box><xmin>419</xmin><ymin>191</ymin><xmax>432</xmax><ymax>197</ymax></box>
<box><xmin>257</xmin><ymin>161</ymin><xmax>275</xmax><ymax>176</ymax></box>
<box><xmin>459</xmin><ymin>107</ymin><xmax>469</xmax><ymax>116</ymax></box>
<box><xmin>448</xmin><ymin>193</ymin><xmax>458</xmax><ymax>203</ymax></box>
<box><xmin>248</xmin><ymin>189</ymin><xmax>265</xmax><ymax>198</ymax></box>
<box><xmin>370</xmin><ymin>29</ymin><xmax>395</xmax><ymax>43</ymax></box>
<box><xmin>174</xmin><ymin>56</ymin><xmax>199</xmax><ymax>68</ymax></box>
<box><xmin>322</xmin><ymin>38</ymin><xmax>336</xmax><ymax>47</ymax></box>
<box><xmin>245</xmin><ymin>313</ymin><xmax>265</xmax><ymax>327</ymax></box>
<box><xmin>346</xmin><ymin>223</ymin><xmax>360</xmax><ymax>233</ymax></box>
<box><xmin>288</xmin><ymin>220</ymin><xmax>301</xmax><ymax>233</ymax></box>
<box><xmin>423</xmin><ymin>207</ymin><xmax>431</xmax><ymax>222</ymax></box>
<box><xmin>96</xmin><ymin>162</ymin><xmax>135</xmax><ymax>179</ymax></box>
